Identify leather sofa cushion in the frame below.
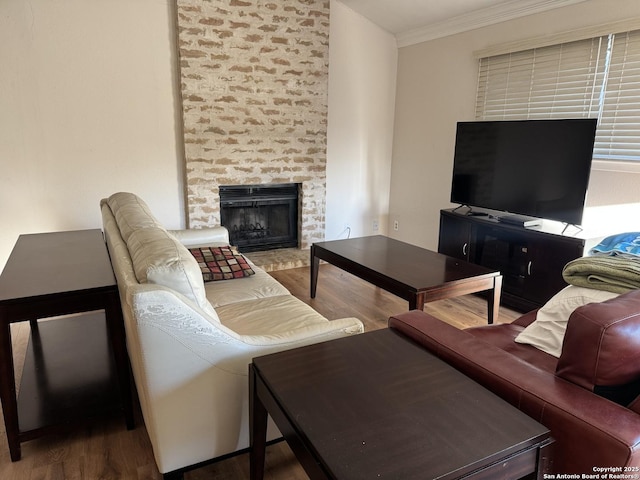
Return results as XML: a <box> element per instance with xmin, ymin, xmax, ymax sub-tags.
<box><xmin>106</xmin><ymin>192</ymin><xmax>163</xmax><ymax>242</ymax></box>
<box><xmin>204</xmin><ymin>263</ymin><xmax>290</xmax><ymax>308</ymax></box>
<box><xmin>105</xmin><ymin>192</ymin><xmax>218</xmax><ymax>319</ymax></box>
<box><xmin>217</xmin><ymin>295</ymin><xmax>363</xmax><ymax>345</ymax></box>
<box><xmin>466</xmin><ymin>310</ymin><xmax>558</xmax><ymax>373</ymax></box>
<box><xmin>467</xmin><ymin>322</ymin><xmax>559</xmax><ymax>374</ymax></box>
<box><xmin>127</xmin><ymin>227</ymin><xmax>218</xmax><ymax>319</ymax></box>
<box><xmin>556</xmin><ymin>289</ymin><xmax>640</xmax><ymax>405</ymax></box>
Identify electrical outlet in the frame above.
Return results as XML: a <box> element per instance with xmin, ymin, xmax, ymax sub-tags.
<box><xmin>372</xmin><ymin>219</ymin><xmax>379</xmax><ymax>232</ymax></box>
<box><xmin>393</xmin><ymin>220</ymin><xmax>399</xmax><ymax>231</ymax></box>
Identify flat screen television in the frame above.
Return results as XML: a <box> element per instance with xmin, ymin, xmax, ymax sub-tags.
<box><xmin>450</xmin><ymin>118</ymin><xmax>597</xmax><ymax>226</ymax></box>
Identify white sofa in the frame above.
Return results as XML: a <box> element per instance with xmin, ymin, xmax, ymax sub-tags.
<box><xmin>100</xmin><ymin>192</ymin><xmax>364</xmax><ymax>478</ymax></box>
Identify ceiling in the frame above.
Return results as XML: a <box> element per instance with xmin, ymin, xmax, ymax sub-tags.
<box><xmin>339</xmin><ymin>0</ymin><xmax>589</xmax><ymax>47</ymax></box>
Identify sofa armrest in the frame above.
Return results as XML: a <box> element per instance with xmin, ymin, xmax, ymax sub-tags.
<box><xmin>168</xmin><ymin>226</ymin><xmax>230</xmax><ymax>247</ymax></box>
<box><xmin>557</xmin><ymin>289</ymin><xmax>640</xmax><ymax>401</ymax></box>
<box><xmin>388</xmin><ymin>310</ymin><xmax>640</xmax><ymax>474</ymax></box>
<box><xmin>512</xmin><ymin>309</ymin><xmax>538</xmax><ymax>328</ymax></box>
<box><xmin>126</xmin><ymin>287</ymin><xmax>362</xmax><ymax>472</ymax></box>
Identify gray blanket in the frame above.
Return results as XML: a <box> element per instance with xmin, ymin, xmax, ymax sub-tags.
<box><xmin>562</xmin><ymin>255</ymin><xmax>640</xmax><ymax>294</ymax></box>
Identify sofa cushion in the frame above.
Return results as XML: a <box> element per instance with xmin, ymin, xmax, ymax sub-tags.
<box><xmin>216</xmin><ymin>295</ymin><xmax>362</xmax><ymax>344</ymax></box>
<box><xmin>556</xmin><ymin>289</ymin><xmax>640</xmax><ymax>405</ymax></box>
<box><xmin>514</xmin><ymin>285</ymin><xmax>617</xmax><ymax>357</ymax></box>
<box><xmin>467</xmin><ymin>323</ymin><xmax>559</xmax><ymax>374</ymax></box>
<box><xmin>126</xmin><ymin>227</ymin><xmax>217</xmax><ymax>318</ymax></box>
<box><xmin>203</xmin><ymin>262</ymin><xmax>290</xmax><ymax>308</ymax></box>
<box><xmin>189</xmin><ymin>246</ymin><xmax>255</xmax><ymax>281</ymax></box>
<box><xmin>106</xmin><ymin>192</ymin><xmax>163</xmax><ymax>242</ymax></box>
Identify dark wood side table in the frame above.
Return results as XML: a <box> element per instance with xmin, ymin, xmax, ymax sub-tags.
<box><xmin>0</xmin><ymin>229</ymin><xmax>134</xmax><ymax>461</ymax></box>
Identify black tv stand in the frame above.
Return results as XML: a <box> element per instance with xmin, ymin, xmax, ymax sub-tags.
<box><xmin>437</xmin><ymin>208</ymin><xmax>597</xmax><ymax>312</ymax></box>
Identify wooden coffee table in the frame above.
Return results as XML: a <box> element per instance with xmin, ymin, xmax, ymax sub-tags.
<box><xmin>311</xmin><ymin>235</ymin><xmax>502</xmax><ymax>324</ymax></box>
<box><xmin>249</xmin><ymin>329</ymin><xmax>551</xmax><ymax>480</ymax></box>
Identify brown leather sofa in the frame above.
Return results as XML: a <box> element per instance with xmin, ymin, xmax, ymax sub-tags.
<box><xmin>389</xmin><ymin>289</ymin><xmax>640</xmax><ymax>475</ymax></box>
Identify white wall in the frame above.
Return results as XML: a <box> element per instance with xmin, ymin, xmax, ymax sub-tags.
<box><xmin>326</xmin><ymin>1</ymin><xmax>397</xmax><ymax>240</ymax></box>
<box><xmin>6</xmin><ymin>0</ymin><xmax>631</xmax><ymax>272</ymax></box>
<box><xmin>389</xmin><ymin>0</ymin><xmax>640</xmax><ymax>250</ymax></box>
<box><xmin>0</xmin><ymin>0</ymin><xmax>397</xmax><ymax>271</ymax></box>
<box><xmin>0</xmin><ymin>0</ymin><xmax>185</xmax><ymax>270</ymax></box>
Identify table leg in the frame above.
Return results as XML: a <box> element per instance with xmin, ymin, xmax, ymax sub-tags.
<box><xmin>487</xmin><ymin>275</ymin><xmax>503</xmax><ymax>324</ymax></box>
<box><xmin>310</xmin><ymin>245</ymin><xmax>320</xmax><ymax>299</ymax></box>
<box><xmin>104</xmin><ymin>293</ymin><xmax>135</xmax><ymax>430</ymax></box>
<box><xmin>409</xmin><ymin>293</ymin><xmax>426</xmax><ymax>311</ymax></box>
<box><xmin>536</xmin><ymin>437</ymin><xmax>555</xmax><ymax>478</ymax></box>
<box><xmin>249</xmin><ymin>364</ymin><xmax>268</xmax><ymax>480</ymax></box>
<box><xmin>0</xmin><ymin>318</ymin><xmax>21</xmax><ymax>461</ymax></box>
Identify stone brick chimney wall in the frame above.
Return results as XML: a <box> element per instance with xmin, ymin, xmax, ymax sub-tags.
<box><xmin>176</xmin><ymin>0</ymin><xmax>330</xmax><ymax>249</ymax></box>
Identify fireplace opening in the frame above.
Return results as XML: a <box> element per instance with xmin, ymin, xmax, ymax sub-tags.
<box><xmin>219</xmin><ymin>183</ymin><xmax>299</xmax><ymax>252</ymax></box>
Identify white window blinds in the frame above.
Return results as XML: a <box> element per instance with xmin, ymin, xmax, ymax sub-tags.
<box><xmin>476</xmin><ymin>29</ymin><xmax>640</xmax><ymax>162</ymax></box>
<box><xmin>595</xmin><ymin>30</ymin><xmax>640</xmax><ymax>160</ymax></box>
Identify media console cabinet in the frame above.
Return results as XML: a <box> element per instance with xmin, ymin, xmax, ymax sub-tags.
<box><xmin>438</xmin><ymin>208</ymin><xmax>601</xmax><ymax>312</ymax></box>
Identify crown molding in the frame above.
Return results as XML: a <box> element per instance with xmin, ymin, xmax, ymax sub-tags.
<box><xmin>396</xmin><ymin>0</ymin><xmax>589</xmax><ymax>48</ymax></box>
<box><xmin>474</xmin><ymin>17</ymin><xmax>640</xmax><ymax>58</ymax></box>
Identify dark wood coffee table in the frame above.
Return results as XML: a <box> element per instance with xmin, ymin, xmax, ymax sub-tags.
<box><xmin>250</xmin><ymin>329</ymin><xmax>551</xmax><ymax>480</ymax></box>
<box><xmin>311</xmin><ymin>235</ymin><xmax>502</xmax><ymax>324</ymax></box>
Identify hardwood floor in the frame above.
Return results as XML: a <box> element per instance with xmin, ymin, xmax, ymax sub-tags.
<box><xmin>0</xmin><ymin>264</ymin><xmax>520</xmax><ymax>479</ymax></box>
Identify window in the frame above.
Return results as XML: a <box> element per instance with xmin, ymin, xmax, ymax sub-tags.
<box><xmin>476</xmin><ymin>29</ymin><xmax>640</xmax><ymax>162</ymax></box>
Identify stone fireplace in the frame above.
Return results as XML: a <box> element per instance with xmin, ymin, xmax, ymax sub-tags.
<box><xmin>176</xmin><ymin>0</ymin><xmax>330</xmax><ymax>250</ymax></box>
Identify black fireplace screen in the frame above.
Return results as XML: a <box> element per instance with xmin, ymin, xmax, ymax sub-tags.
<box><xmin>219</xmin><ymin>183</ymin><xmax>299</xmax><ymax>252</ymax></box>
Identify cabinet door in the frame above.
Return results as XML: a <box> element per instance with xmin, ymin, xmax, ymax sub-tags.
<box><xmin>475</xmin><ymin>226</ymin><xmax>526</xmax><ymax>289</ymax></box>
<box><xmin>474</xmin><ymin>224</ymin><xmax>584</xmax><ymax>310</ymax></box>
<box><xmin>524</xmin><ymin>239</ymin><xmax>584</xmax><ymax>305</ymax></box>
<box><xmin>438</xmin><ymin>213</ymin><xmax>472</xmax><ymax>261</ymax></box>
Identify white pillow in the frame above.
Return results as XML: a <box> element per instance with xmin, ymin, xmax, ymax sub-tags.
<box><xmin>514</xmin><ymin>285</ymin><xmax>618</xmax><ymax>357</ymax></box>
